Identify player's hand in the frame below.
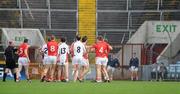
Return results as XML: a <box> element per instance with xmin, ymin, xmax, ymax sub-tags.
<box><xmin>28</xmin><ymin>58</ymin><xmax>31</xmax><ymax>63</ymax></box>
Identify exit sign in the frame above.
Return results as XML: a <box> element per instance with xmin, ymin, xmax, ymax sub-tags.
<box><xmin>156</xmin><ymin>24</ymin><xmax>176</xmax><ymax>32</ymax></box>
<box><xmin>15</xmin><ymin>36</ymin><xmax>26</xmax><ymax>42</ymax></box>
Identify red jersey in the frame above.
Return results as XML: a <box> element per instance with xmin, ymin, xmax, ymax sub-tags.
<box><xmin>47</xmin><ymin>40</ymin><xmax>58</xmax><ymax>56</ymax></box>
<box><xmin>70</xmin><ymin>42</ymin><xmax>74</xmax><ymax>57</ymax></box>
<box><xmin>83</xmin><ymin>52</ymin><xmax>89</xmax><ymax>59</ymax></box>
<box><xmin>18</xmin><ymin>43</ymin><xmax>29</xmax><ymax>57</ymax></box>
<box><xmin>92</xmin><ymin>41</ymin><xmax>109</xmax><ymax>58</ymax></box>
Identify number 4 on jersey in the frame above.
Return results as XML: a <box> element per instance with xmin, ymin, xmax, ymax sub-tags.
<box><xmin>99</xmin><ymin>47</ymin><xmax>103</xmax><ymax>53</ymax></box>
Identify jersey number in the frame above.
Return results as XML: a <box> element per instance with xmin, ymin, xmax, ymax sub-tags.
<box><xmin>99</xmin><ymin>47</ymin><xmax>103</xmax><ymax>53</ymax></box>
<box><xmin>50</xmin><ymin>46</ymin><xmax>55</xmax><ymax>52</ymax></box>
<box><xmin>19</xmin><ymin>48</ymin><xmax>23</xmax><ymax>55</ymax></box>
<box><xmin>77</xmin><ymin>46</ymin><xmax>81</xmax><ymax>53</ymax></box>
<box><xmin>44</xmin><ymin>48</ymin><xmax>48</xmax><ymax>54</ymax></box>
<box><xmin>61</xmin><ymin>48</ymin><xmax>66</xmax><ymax>54</ymax></box>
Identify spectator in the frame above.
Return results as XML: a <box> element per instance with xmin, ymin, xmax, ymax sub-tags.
<box><xmin>158</xmin><ymin>63</ymin><xmax>167</xmax><ymax>81</ymax></box>
<box><xmin>129</xmin><ymin>52</ymin><xmax>139</xmax><ymax>81</ymax></box>
<box><xmin>150</xmin><ymin>63</ymin><xmax>158</xmax><ymax>81</ymax></box>
<box><xmin>107</xmin><ymin>55</ymin><xmax>120</xmax><ymax>81</ymax></box>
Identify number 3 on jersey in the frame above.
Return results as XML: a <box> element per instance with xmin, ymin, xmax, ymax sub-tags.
<box><xmin>61</xmin><ymin>48</ymin><xmax>66</xmax><ymax>54</ymax></box>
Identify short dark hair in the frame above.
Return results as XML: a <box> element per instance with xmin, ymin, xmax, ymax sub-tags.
<box><xmin>24</xmin><ymin>39</ymin><xmax>28</xmax><ymax>43</ymax></box>
<box><xmin>50</xmin><ymin>35</ymin><xmax>55</xmax><ymax>40</ymax></box>
<box><xmin>9</xmin><ymin>41</ymin><xmax>12</xmax><ymax>45</ymax></box>
<box><xmin>61</xmin><ymin>37</ymin><xmax>66</xmax><ymax>42</ymax></box>
<box><xmin>82</xmin><ymin>36</ymin><xmax>88</xmax><ymax>42</ymax></box>
<box><xmin>76</xmin><ymin>35</ymin><xmax>81</xmax><ymax>41</ymax></box>
<box><xmin>47</xmin><ymin>37</ymin><xmax>51</xmax><ymax>42</ymax></box>
<box><xmin>97</xmin><ymin>36</ymin><xmax>103</xmax><ymax>41</ymax></box>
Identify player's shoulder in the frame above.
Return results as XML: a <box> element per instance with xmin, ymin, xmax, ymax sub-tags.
<box><xmin>74</xmin><ymin>41</ymin><xmax>83</xmax><ymax>45</ymax></box>
<box><xmin>43</xmin><ymin>44</ymin><xmax>47</xmax><ymax>47</ymax></box>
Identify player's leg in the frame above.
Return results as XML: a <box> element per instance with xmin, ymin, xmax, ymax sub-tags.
<box><xmin>17</xmin><ymin>65</ymin><xmax>22</xmax><ymax>82</ymax></box>
<box><xmin>110</xmin><ymin>68</ymin><xmax>115</xmax><ymax>81</ymax></box>
<box><xmin>73</xmin><ymin>64</ymin><xmax>79</xmax><ymax>82</ymax></box>
<box><xmin>96</xmin><ymin>64</ymin><xmax>102</xmax><ymax>82</ymax></box>
<box><xmin>41</xmin><ymin>56</ymin><xmax>50</xmax><ymax>82</ymax></box>
<box><xmin>79</xmin><ymin>60</ymin><xmax>84</xmax><ymax>81</ymax></box>
<box><xmin>41</xmin><ymin>64</ymin><xmax>50</xmax><ymax>82</ymax></box>
<box><xmin>50</xmin><ymin>64</ymin><xmax>56</xmax><ymax>81</ymax></box>
<box><xmin>12</xmin><ymin>68</ymin><xmax>18</xmax><ymax>82</ymax></box>
<box><xmin>107</xmin><ymin>66</ymin><xmax>113</xmax><ymax>81</ymax></box>
<box><xmin>22</xmin><ymin>57</ymin><xmax>31</xmax><ymax>82</ymax></box>
<box><xmin>64</xmin><ymin>62</ymin><xmax>69</xmax><ymax>82</ymax></box>
<box><xmin>2</xmin><ymin>68</ymin><xmax>10</xmax><ymax>82</ymax></box>
<box><xmin>95</xmin><ymin>58</ymin><xmax>102</xmax><ymax>82</ymax></box>
<box><xmin>24</xmin><ymin>65</ymin><xmax>30</xmax><ymax>81</ymax></box>
<box><xmin>79</xmin><ymin>65</ymin><xmax>84</xmax><ymax>81</ymax></box>
<box><xmin>130</xmin><ymin>66</ymin><xmax>134</xmax><ymax>80</ymax></box>
<box><xmin>72</xmin><ymin>57</ymin><xmax>79</xmax><ymax>82</ymax></box>
<box><xmin>17</xmin><ymin>59</ymin><xmax>23</xmax><ymax>82</ymax></box>
<box><xmin>79</xmin><ymin>59</ymin><xmax>89</xmax><ymax>81</ymax></box>
<box><xmin>101</xmin><ymin>58</ymin><xmax>110</xmax><ymax>82</ymax></box>
<box><xmin>102</xmin><ymin>65</ymin><xmax>109</xmax><ymax>82</ymax></box>
<box><xmin>57</xmin><ymin>64</ymin><xmax>62</xmax><ymax>81</ymax></box>
<box><xmin>135</xmin><ymin>68</ymin><xmax>138</xmax><ymax>80</ymax></box>
<box><xmin>48</xmin><ymin>56</ymin><xmax>57</xmax><ymax>81</ymax></box>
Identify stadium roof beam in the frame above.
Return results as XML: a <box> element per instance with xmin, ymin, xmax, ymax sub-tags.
<box><xmin>0</xmin><ymin>8</ymin><xmax>179</xmax><ymax>13</ymax></box>
<box><xmin>97</xmin><ymin>29</ymin><xmax>136</xmax><ymax>32</ymax></box>
<box><xmin>97</xmin><ymin>10</ymin><xmax>180</xmax><ymax>13</ymax></box>
<box><xmin>39</xmin><ymin>29</ymin><xmax>77</xmax><ymax>32</ymax></box>
<box><xmin>0</xmin><ymin>8</ymin><xmax>77</xmax><ymax>12</ymax></box>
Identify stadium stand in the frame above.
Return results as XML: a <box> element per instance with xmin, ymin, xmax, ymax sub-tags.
<box><xmin>0</xmin><ymin>0</ymin><xmax>179</xmax><ymax>45</ymax></box>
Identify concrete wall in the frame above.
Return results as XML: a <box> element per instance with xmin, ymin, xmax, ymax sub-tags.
<box><xmin>127</xmin><ymin>22</ymin><xmax>147</xmax><ymax>43</ymax></box>
<box><xmin>147</xmin><ymin>21</ymin><xmax>180</xmax><ymax>44</ymax></box>
<box><xmin>157</xmin><ymin>33</ymin><xmax>180</xmax><ymax>63</ymax></box>
<box><xmin>127</xmin><ymin>21</ymin><xmax>180</xmax><ymax>63</ymax></box>
<box><xmin>128</xmin><ymin>21</ymin><xmax>180</xmax><ymax>44</ymax></box>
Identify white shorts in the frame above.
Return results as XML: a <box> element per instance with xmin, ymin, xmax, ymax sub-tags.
<box><xmin>18</xmin><ymin>57</ymin><xmax>29</xmax><ymax>66</ymax></box>
<box><xmin>81</xmin><ymin>58</ymin><xmax>89</xmax><ymax>66</ymax></box>
<box><xmin>96</xmin><ymin>57</ymin><xmax>108</xmax><ymax>66</ymax></box>
<box><xmin>48</xmin><ymin>56</ymin><xmax>57</xmax><ymax>64</ymax></box>
<box><xmin>130</xmin><ymin>66</ymin><xmax>138</xmax><ymax>72</ymax></box>
<box><xmin>107</xmin><ymin>66</ymin><xmax>115</xmax><ymax>73</ymax></box>
<box><xmin>57</xmin><ymin>56</ymin><xmax>68</xmax><ymax>65</ymax></box>
<box><xmin>105</xmin><ymin>57</ymin><xmax>108</xmax><ymax>63</ymax></box>
<box><xmin>57</xmin><ymin>60</ymin><xmax>68</xmax><ymax>65</ymax></box>
<box><xmin>72</xmin><ymin>56</ymin><xmax>83</xmax><ymax>65</ymax></box>
<box><xmin>43</xmin><ymin>56</ymin><xmax>49</xmax><ymax>65</ymax></box>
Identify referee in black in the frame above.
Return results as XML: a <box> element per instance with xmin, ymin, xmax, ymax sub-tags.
<box><xmin>2</xmin><ymin>41</ymin><xmax>18</xmax><ymax>82</ymax></box>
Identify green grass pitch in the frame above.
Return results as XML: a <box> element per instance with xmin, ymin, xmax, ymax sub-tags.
<box><xmin>0</xmin><ymin>80</ymin><xmax>180</xmax><ymax>94</ymax></box>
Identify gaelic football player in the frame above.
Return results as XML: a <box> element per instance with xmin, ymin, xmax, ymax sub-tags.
<box><xmin>40</xmin><ymin>38</ymin><xmax>51</xmax><ymax>82</ymax></box>
<box><xmin>91</xmin><ymin>36</ymin><xmax>112</xmax><ymax>82</ymax></box>
<box><xmin>47</xmin><ymin>35</ymin><xmax>58</xmax><ymax>82</ymax></box>
<box><xmin>78</xmin><ymin>36</ymin><xmax>90</xmax><ymax>82</ymax></box>
<box><xmin>17</xmin><ymin>39</ymin><xmax>31</xmax><ymax>82</ymax></box>
<box><xmin>57</xmin><ymin>37</ymin><xmax>69</xmax><ymax>82</ymax></box>
<box><xmin>70</xmin><ymin>35</ymin><xmax>86</xmax><ymax>82</ymax></box>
